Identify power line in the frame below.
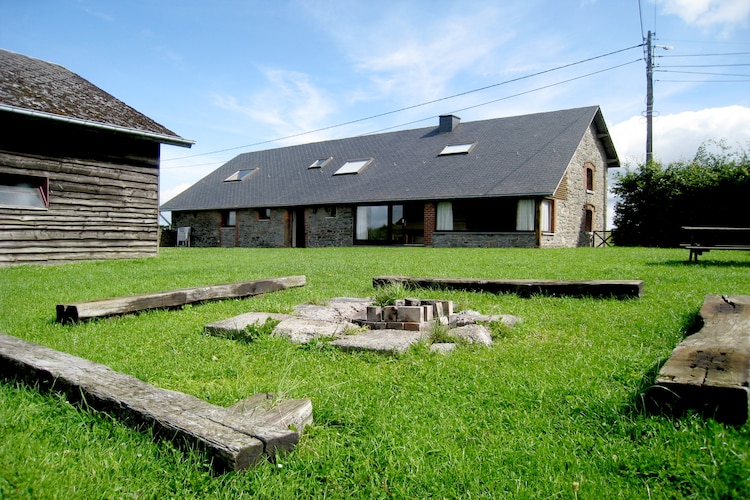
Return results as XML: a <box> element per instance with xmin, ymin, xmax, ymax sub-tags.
<box><xmin>656</xmin><ymin>78</ymin><xmax>750</xmax><ymax>83</ymax></box>
<box><xmin>361</xmin><ymin>59</ymin><xmax>641</xmax><ymax>136</ymax></box>
<box><xmin>655</xmin><ymin>69</ymin><xmax>750</xmax><ymax>77</ymax></box>
<box><xmin>658</xmin><ymin>51</ymin><xmax>750</xmax><ymax>58</ymax></box>
<box><xmin>659</xmin><ymin>63</ymin><xmax>750</xmax><ymax>68</ymax></box>
<box><xmin>637</xmin><ymin>0</ymin><xmax>646</xmax><ymax>40</ymax></box>
<box><xmin>163</xmin><ymin>43</ymin><xmax>644</xmax><ymax>163</ymax></box>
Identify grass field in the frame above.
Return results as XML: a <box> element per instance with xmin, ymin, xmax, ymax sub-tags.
<box><xmin>1</xmin><ymin>246</ymin><xmax>749</xmax><ymax>499</ymax></box>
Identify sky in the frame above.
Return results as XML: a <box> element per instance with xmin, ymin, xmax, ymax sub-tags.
<box><xmin>1</xmin><ymin>0</ymin><xmax>749</xmax><ymax>211</ymax></box>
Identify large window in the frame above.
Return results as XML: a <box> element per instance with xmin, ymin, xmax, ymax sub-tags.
<box><xmin>438</xmin><ymin>199</ymin><xmax>519</xmax><ymax>232</ymax></box>
<box><xmin>0</xmin><ymin>174</ymin><xmax>49</xmax><ymax>209</ymax></box>
<box><xmin>355</xmin><ymin>204</ymin><xmax>408</xmax><ymax>244</ymax></box>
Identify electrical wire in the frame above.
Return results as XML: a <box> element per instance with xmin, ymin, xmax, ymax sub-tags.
<box><xmin>162</xmin><ymin>43</ymin><xmax>644</xmax><ymax>163</ymax></box>
<box><xmin>362</xmin><ymin>59</ymin><xmax>642</xmax><ymax>136</ymax></box>
<box><xmin>655</xmin><ymin>70</ymin><xmax>750</xmax><ymax>77</ymax></box>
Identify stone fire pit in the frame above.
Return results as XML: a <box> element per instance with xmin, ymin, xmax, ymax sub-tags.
<box><xmin>205</xmin><ymin>297</ymin><xmax>521</xmax><ymax>355</ymax></box>
<box><xmin>357</xmin><ymin>298</ymin><xmax>454</xmax><ymax>331</ymax></box>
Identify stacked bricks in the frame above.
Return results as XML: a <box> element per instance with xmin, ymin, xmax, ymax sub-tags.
<box><xmin>359</xmin><ymin>298</ymin><xmax>453</xmax><ymax>331</ymax></box>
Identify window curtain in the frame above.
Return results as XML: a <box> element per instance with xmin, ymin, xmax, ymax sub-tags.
<box><xmin>356</xmin><ymin>206</ymin><xmax>369</xmax><ymax>240</ymax></box>
<box><xmin>436</xmin><ymin>201</ymin><xmax>453</xmax><ymax>231</ymax></box>
<box><xmin>516</xmin><ymin>199</ymin><xmax>535</xmax><ymax>231</ymax></box>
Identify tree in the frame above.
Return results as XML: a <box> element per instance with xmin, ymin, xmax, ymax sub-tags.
<box><xmin>612</xmin><ymin>141</ymin><xmax>750</xmax><ymax>247</ymax></box>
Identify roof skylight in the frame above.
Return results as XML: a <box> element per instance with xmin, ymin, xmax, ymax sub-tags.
<box><xmin>308</xmin><ymin>157</ymin><xmax>332</xmax><ymax>169</ymax></box>
<box><xmin>439</xmin><ymin>142</ymin><xmax>476</xmax><ymax>156</ymax></box>
<box><xmin>333</xmin><ymin>158</ymin><xmax>372</xmax><ymax>175</ymax></box>
<box><xmin>224</xmin><ymin>168</ymin><xmax>258</xmax><ymax>182</ymax></box>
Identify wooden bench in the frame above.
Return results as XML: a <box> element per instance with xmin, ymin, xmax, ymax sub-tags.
<box><xmin>0</xmin><ymin>333</ymin><xmax>312</xmax><ymax>472</ymax></box>
<box><xmin>681</xmin><ymin>226</ymin><xmax>750</xmax><ymax>262</ymax></box>
<box><xmin>643</xmin><ymin>295</ymin><xmax>750</xmax><ymax>425</ymax></box>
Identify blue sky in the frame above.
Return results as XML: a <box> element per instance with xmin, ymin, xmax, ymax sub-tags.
<box><xmin>1</xmin><ymin>0</ymin><xmax>748</xmax><ymax>206</ymax></box>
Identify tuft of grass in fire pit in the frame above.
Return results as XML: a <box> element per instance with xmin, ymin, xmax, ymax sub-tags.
<box><xmin>486</xmin><ymin>319</ymin><xmax>515</xmax><ymax>341</ymax></box>
<box><xmin>373</xmin><ymin>281</ymin><xmax>414</xmax><ymax>307</ymax></box>
<box><xmin>211</xmin><ymin>318</ymin><xmax>281</xmax><ymax>343</ymax></box>
<box><xmin>428</xmin><ymin>319</ymin><xmax>465</xmax><ymax>345</ymax></box>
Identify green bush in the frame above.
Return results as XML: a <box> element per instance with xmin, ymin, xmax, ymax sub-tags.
<box><xmin>613</xmin><ymin>141</ymin><xmax>750</xmax><ymax>247</ymax></box>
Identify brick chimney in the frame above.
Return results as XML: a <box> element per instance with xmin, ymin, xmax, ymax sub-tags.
<box><xmin>438</xmin><ymin>114</ymin><xmax>460</xmax><ymax>133</ymax></box>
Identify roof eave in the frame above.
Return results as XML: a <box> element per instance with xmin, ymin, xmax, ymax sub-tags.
<box><xmin>592</xmin><ymin>108</ymin><xmax>620</xmax><ymax>168</ymax></box>
<box><xmin>0</xmin><ymin>104</ymin><xmax>195</xmax><ymax>148</ymax></box>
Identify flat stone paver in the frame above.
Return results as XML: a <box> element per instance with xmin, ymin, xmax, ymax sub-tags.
<box><xmin>329</xmin><ymin>329</ymin><xmax>428</xmax><ymax>355</ymax></box>
<box><xmin>205</xmin><ymin>312</ymin><xmax>292</xmax><ymax>337</ymax></box>
<box><xmin>273</xmin><ymin>317</ymin><xmax>352</xmax><ymax>343</ymax></box>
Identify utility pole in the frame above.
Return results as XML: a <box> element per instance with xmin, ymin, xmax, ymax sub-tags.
<box><xmin>645</xmin><ymin>30</ymin><xmax>654</xmax><ymax>165</ymax></box>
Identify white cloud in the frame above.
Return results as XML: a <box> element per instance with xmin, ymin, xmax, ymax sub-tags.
<box><xmin>610</xmin><ymin>105</ymin><xmax>750</xmax><ymax>166</ymax></box>
<box><xmin>212</xmin><ymin>68</ymin><xmax>338</xmax><ymax>145</ymax></box>
<box><xmin>160</xmin><ymin>182</ymin><xmax>192</xmax><ymax>204</ymax></box>
<box><xmin>299</xmin><ymin>2</ymin><xmax>518</xmax><ymax>107</ymax></box>
<box><xmin>158</xmin><ymin>147</ymin><xmax>229</xmax><ymax>205</ymax></box>
<box><xmin>656</xmin><ymin>0</ymin><xmax>750</xmax><ymax>33</ymax></box>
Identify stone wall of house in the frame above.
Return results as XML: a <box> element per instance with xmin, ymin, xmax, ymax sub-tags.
<box><xmin>432</xmin><ymin>231</ymin><xmax>537</xmax><ymax>248</ymax></box>
<box><xmin>307</xmin><ymin>206</ymin><xmax>354</xmax><ymax>247</ymax></box>
<box><xmin>238</xmin><ymin>208</ymin><xmax>289</xmax><ymax>247</ymax></box>
<box><xmin>541</xmin><ymin>124</ymin><xmax>608</xmax><ymax>248</ymax></box>
<box><xmin>172</xmin><ymin>211</ymin><xmax>220</xmax><ymax>247</ymax></box>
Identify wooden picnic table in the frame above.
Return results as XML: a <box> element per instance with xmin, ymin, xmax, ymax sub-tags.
<box><xmin>680</xmin><ymin>226</ymin><xmax>750</xmax><ymax>262</ymax></box>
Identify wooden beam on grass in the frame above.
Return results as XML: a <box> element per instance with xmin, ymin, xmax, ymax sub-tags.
<box><xmin>56</xmin><ymin>275</ymin><xmax>306</xmax><ymax>324</ymax></box>
<box><xmin>643</xmin><ymin>294</ymin><xmax>750</xmax><ymax>425</ymax></box>
<box><xmin>0</xmin><ymin>333</ymin><xmax>312</xmax><ymax>473</ymax></box>
<box><xmin>373</xmin><ymin>275</ymin><xmax>644</xmax><ymax>299</ymax></box>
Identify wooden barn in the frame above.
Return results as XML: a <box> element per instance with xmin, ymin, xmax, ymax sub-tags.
<box><xmin>0</xmin><ymin>49</ymin><xmax>193</xmax><ymax>266</ymax></box>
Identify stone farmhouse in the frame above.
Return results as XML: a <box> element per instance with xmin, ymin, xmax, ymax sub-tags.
<box><xmin>0</xmin><ymin>49</ymin><xmax>193</xmax><ymax>266</ymax></box>
<box><xmin>162</xmin><ymin>106</ymin><xmax>619</xmax><ymax>248</ymax></box>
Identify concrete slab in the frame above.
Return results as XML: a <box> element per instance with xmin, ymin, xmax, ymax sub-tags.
<box><xmin>205</xmin><ymin>312</ymin><xmax>292</xmax><ymax>337</ymax></box>
<box><xmin>273</xmin><ymin>317</ymin><xmax>352</xmax><ymax>343</ymax></box>
<box><xmin>329</xmin><ymin>329</ymin><xmax>428</xmax><ymax>355</ymax></box>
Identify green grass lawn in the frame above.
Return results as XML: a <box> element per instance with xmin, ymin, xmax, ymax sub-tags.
<box><xmin>1</xmin><ymin>246</ymin><xmax>749</xmax><ymax>499</ymax></box>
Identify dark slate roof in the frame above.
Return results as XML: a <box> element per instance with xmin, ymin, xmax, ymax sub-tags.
<box><xmin>0</xmin><ymin>49</ymin><xmax>192</xmax><ymax>147</ymax></box>
<box><xmin>161</xmin><ymin>106</ymin><xmax>618</xmax><ymax>211</ymax></box>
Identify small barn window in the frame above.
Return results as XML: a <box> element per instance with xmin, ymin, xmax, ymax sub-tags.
<box><xmin>0</xmin><ymin>174</ymin><xmax>49</xmax><ymax>209</ymax></box>
<box><xmin>584</xmin><ymin>205</ymin><xmax>595</xmax><ymax>232</ymax></box>
<box><xmin>585</xmin><ymin>163</ymin><xmax>595</xmax><ymax>192</ymax></box>
<box><xmin>222</xmin><ymin>210</ymin><xmax>236</xmax><ymax>227</ymax></box>
<box><xmin>309</xmin><ymin>157</ymin><xmax>332</xmax><ymax>169</ymax></box>
<box><xmin>334</xmin><ymin>159</ymin><xmax>372</xmax><ymax>175</ymax></box>
<box><xmin>224</xmin><ymin>168</ymin><xmax>258</xmax><ymax>182</ymax></box>
<box><xmin>439</xmin><ymin>142</ymin><xmax>476</xmax><ymax>156</ymax></box>
<box><xmin>258</xmin><ymin>208</ymin><xmax>271</xmax><ymax>220</ymax></box>
<box><xmin>324</xmin><ymin>206</ymin><xmax>337</xmax><ymax>218</ymax></box>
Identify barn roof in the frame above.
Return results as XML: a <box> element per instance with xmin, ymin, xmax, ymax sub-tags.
<box><xmin>0</xmin><ymin>49</ymin><xmax>193</xmax><ymax>147</ymax></box>
<box><xmin>161</xmin><ymin>106</ymin><xmax>618</xmax><ymax>211</ymax></box>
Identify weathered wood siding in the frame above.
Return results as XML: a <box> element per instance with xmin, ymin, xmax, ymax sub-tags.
<box><xmin>0</xmin><ymin>114</ymin><xmax>161</xmax><ymax>266</ymax></box>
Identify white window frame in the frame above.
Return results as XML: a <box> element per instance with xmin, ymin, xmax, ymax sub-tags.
<box><xmin>439</xmin><ymin>142</ymin><xmax>476</xmax><ymax>156</ymax></box>
<box><xmin>224</xmin><ymin>168</ymin><xmax>258</xmax><ymax>182</ymax></box>
<box><xmin>334</xmin><ymin>159</ymin><xmax>372</xmax><ymax>175</ymax></box>
<box><xmin>540</xmin><ymin>199</ymin><xmax>554</xmax><ymax>233</ymax></box>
